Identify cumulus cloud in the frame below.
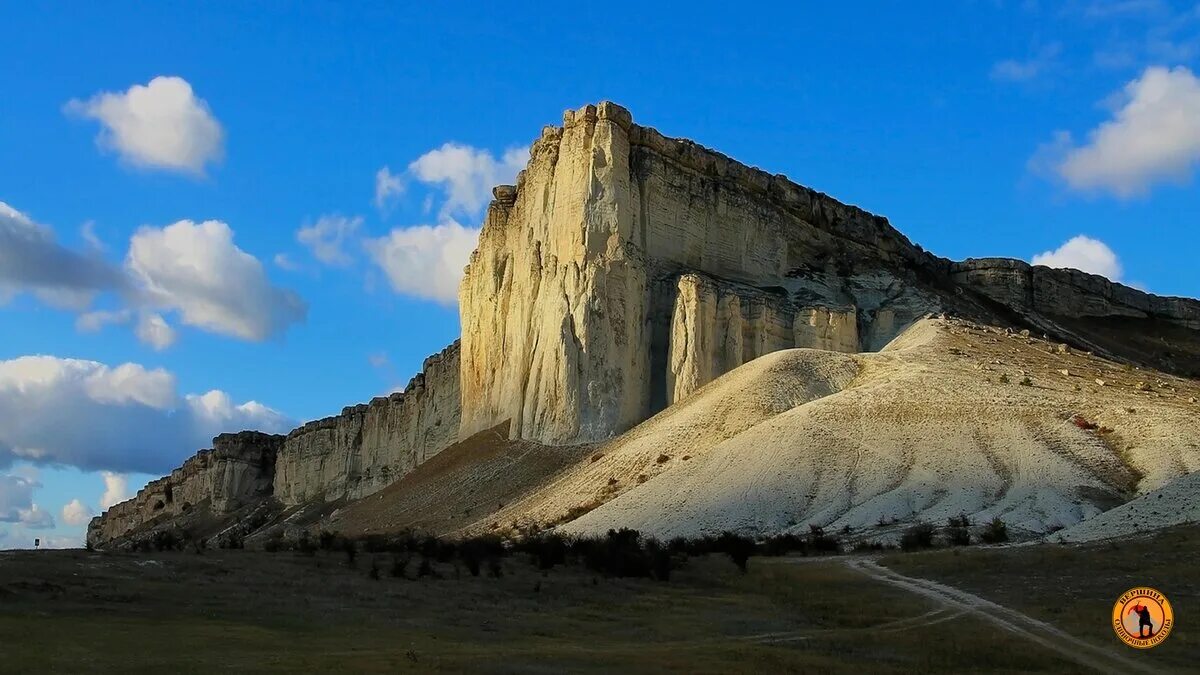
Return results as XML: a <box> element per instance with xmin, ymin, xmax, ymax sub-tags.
<box><xmin>1046</xmin><ymin>66</ymin><xmax>1200</xmax><ymax>196</ymax></box>
<box><xmin>0</xmin><ymin>474</ymin><xmax>54</xmax><ymax>529</ymax></box>
<box><xmin>61</xmin><ymin>499</ymin><xmax>93</xmax><ymax>527</ymax></box>
<box><xmin>1032</xmin><ymin>235</ymin><xmax>1123</xmax><ymax>280</ymax></box>
<box><xmin>100</xmin><ymin>472</ymin><xmax>129</xmax><ymax>509</ymax></box>
<box><xmin>364</xmin><ymin>221</ymin><xmax>480</xmax><ymax>305</ymax></box>
<box><xmin>65</xmin><ymin>76</ymin><xmax>224</xmax><ymax>175</ymax></box>
<box><xmin>408</xmin><ymin>144</ymin><xmax>526</xmax><ymax>218</ymax></box>
<box><xmin>374</xmin><ymin>166</ymin><xmax>405</xmax><ymax>209</ymax></box>
<box><xmin>0</xmin><ymin>201</ymin><xmax>126</xmax><ymax>309</ymax></box>
<box><xmin>0</xmin><ymin>355</ymin><xmax>292</xmax><ymax>474</ymax></box>
<box><xmin>126</xmin><ymin>219</ymin><xmax>307</xmax><ymax>341</ymax></box>
<box><xmin>991</xmin><ymin>43</ymin><xmax>1061</xmax><ymax>82</ymax></box>
<box><xmin>297</xmin><ymin>214</ymin><xmax>362</xmax><ymax>266</ymax></box>
<box><xmin>135</xmin><ymin>312</ymin><xmax>177</xmax><ymax>350</ymax></box>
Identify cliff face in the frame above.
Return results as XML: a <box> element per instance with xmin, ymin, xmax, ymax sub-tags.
<box><xmin>88</xmin><ymin>342</ymin><xmax>460</xmax><ymax>547</ymax></box>
<box><xmin>90</xmin><ymin>101</ymin><xmax>1200</xmax><ymax>548</ymax></box>
<box><xmin>273</xmin><ymin>341</ymin><xmax>461</xmax><ymax>505</ymax></box>
<box><xmin>86</xmin><ymin>431</ymin><xmax>282</xmax><ymax>548</ymax></box>
<box><xmin>461</xmin><ymin>102</ymin><xmax>944</xmax><ymax>445</ymax></box>
<box><xmin>460</xmin><ymin>102</ymin><xmax>1200</xmax><ymax>445</ymax></box>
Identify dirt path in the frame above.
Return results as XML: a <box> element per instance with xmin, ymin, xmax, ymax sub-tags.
<box><xmin>845</xmin><ymin>558</ymin><xmax>1155</xmax><ymax>675</ymax></box>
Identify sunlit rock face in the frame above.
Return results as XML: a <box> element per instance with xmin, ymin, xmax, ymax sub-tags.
<box><xmin>272</xmin><ymin>342</ymin><xmax>461</xmax><ymax>506</ymax></box>
<box><xmin>459</xmin><ymin>102</ymin><xmax>942</xmax><ymax>444</ymax></box>
<box><xmin>90</xmin><ymin>101</ymin><xmax>1200</xmax><ymax>548</ymax></box>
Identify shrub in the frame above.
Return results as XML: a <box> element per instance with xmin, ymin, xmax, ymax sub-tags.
<box><xmin>368</xmin><ymin>560</ymin><xmax>380</xmax><ymax>580</ymax></box>
<box><xmin>459</xmin><ymin>535</ymin><xmax>504</xmax><ymax>577</ymax></box>
<box><xmin>517</xmin><ymin>533</ymin><xmax>568</xmax><ymax>570</ymax></box>
<box><xmin>389</xmin><ymin>554</ymin><xmax>410</xmax><ymax>579</ymax></box>
<box><xmin>263</xmin><ymin>535</ymin><xmax>285</xmax><ymax>553</ymax></box>
<box><xmin>417</xmin><ymin>556</ymin><xmax>436</xmax><ymax>578</ymax></box>
<box><xmin>318</xmin><ymin>530</ymin><xmax>337</xmax><ymax>551</ymax></box>
<box><xmin>342</xmin><ymin>538</ymin><xmax>358</xmax><ymax>566</ymax></box>
<box><xmin>1071</xmin><ymin>415</ymin><xmax>1099</xmax><ymax>431</ymax></box>
<box><xmin>808</xmin><ymin>525</ymin><xmax>839</xmax><ymax>554</ymax></box>
<box><xmin>715</xmin><ymin>532</ymin><xmax>755</xmax><ymax>573</ymax></box>
<box><xmin>759</xmin><ymin>533</ymin><xmax>807</xmax><ymax>557</ymax></box>
<box><xmin>900</xmin><ymin>522</ymin><xmax>935</xmax><ymax>551</ymax></box>
<box><xmin>656</xmin><ymin>454</ymin><xmax>670</xmax><ymax>464</ymax></box>
<box><xmin>363</xmin><ymin>534</ymin><xmax>390</xmax><ymax>553</ymax></box>
<box><xmin>576</xmin><ymin>528</ymin><xmax>652</xmax><ymax>578</ymax></box>
<box><xmin>645</xmin><ymin>539</ymin><xmax>674</xmax><ymax>582</ymax></box>
<box><xmin>998</xmin><ymin>373</ymin><xmax>1011</xmax><ymax>384</ymax></box>
<box><xmin>1019</xmin><ymin>376</ymin><xmax>1033</xmax><ymax>386</ymax></box>
<box><xmin>296</xmin><ymin>531</ymin><xmax>317</xmax><ymax>556</ymax></box>
<box><xmin>980</xmin><ymin>518</ymin><xmax>1009</xmax><ymax>544</ymax></box>
<box><xmin>852</xmin><ymin>540</ymin><xmax>886</xmax><ymax>552</ymax></box>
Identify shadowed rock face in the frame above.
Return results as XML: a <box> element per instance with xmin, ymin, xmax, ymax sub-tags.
<box><xmin>458</xmin><ymin>102</ymin><xmax>1200</xmax><ymax>446</ymax></box>
<box><xmin>89</xmin><ymin>101</ymin><xmax>1200</xmax><ymax>548</ymax></box>
<box><xmin>86</xmin><ymin>431</ymin><xmax>283</xmax><ymax>548</ymax></box>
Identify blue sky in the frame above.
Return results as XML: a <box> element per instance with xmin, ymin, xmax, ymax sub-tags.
<box><xmin>3</xmin><ymin>1</ymin><xmax>1199</xmax><ymax>548</ymax></box>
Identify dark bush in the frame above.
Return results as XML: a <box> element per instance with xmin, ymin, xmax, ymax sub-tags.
<box><xmin>646</xmin><ymin>539</ymin><xmax>674</xmax><ymax>582</ymax></box>
<box><xmin>980</xmin><ymin>518</ymin><xmax>1009</xmax><ymax>544</ymax></box>
<box><xmin>759</xmin><ymin>533</ymin><xmax>808</xmax><ymax>557</ymax></box>
<box><xmin>715</xmin><ymin>532</ymin><xmax>755</xmax><ymax>573</ymax></box>
<box><xmin>516</xmin><ymin>533</ymin><xmax>568</xmax><ymax>570</ymax></box>
<box><xmin>575</xmin><ymin>528</ymin><xmax>653</xmax><ymax>578</ymax></box>
<box><xmin>318</xmin><ymin>530</ymin><xmax>337</xmax><ymax>551</ymax></box>
<box><xmin>901</xmin><ymin>522</ymin><xmax>935</xmax><ymax>551</ymax></box>
<box><xmin>459</xmin><ymin>535</ymin><xmax>504</xmax><ymax>577</ymax></box>
<box><xmin>368</xmin><ymin>560</ymin><xmax>380</xmax><ymax>580</ymax></box>
<box><xmin>390</xmin><ymin>554</ymin><xmax>410</xmax><ymax>579</ymax></box>
<box><xmin>342</xmin><ymin>538</ymin><xmax>358</xmax><ymax>566</ymax></box>
<box><xmin>297</xmin><ymin>531</ymin><xmax>317</xmax><ymax>556</ymax></box>
<box><xmin>417</xmin><ymin>556</ymin><xmax>436</xmax><ymax>578</ymax></box>
<box><xmin>364</xmin><ymin>534</ymin><xmax>390</xmax><ymax>553</ymax></box>
<box><xmin>808</xmin><ymin>525</ymin><xmax>839</xmax><ymax>554</ymax></box>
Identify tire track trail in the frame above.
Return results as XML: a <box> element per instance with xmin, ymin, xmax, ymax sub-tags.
<box><xmin>844</xmin><ymin>558</ymin><xmax>1155</xmax><ymax>675</ymax></box>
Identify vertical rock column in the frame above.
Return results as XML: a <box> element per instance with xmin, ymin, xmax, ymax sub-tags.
<box><xmin>459</xmin><ymin>102</ymin><xmax>652</xmax><ymax>444</ymax></box>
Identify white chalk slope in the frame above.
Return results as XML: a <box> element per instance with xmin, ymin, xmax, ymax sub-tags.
<box><xmin>484</xmin><ymin>318</ymin><xmax>1200</xmax><ymax>540</ymax></box>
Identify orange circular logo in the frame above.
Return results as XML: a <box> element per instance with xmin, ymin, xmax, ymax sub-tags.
<box><xmin>1113</xmin><ymin>587</ymin><xmax>1173</xmax><ymax>648</ymax></box>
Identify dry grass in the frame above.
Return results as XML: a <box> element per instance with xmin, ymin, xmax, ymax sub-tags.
<box><xmin>0</xmin><ymin>547</ymin><xmax>1087</xmax><ymax>673</ymax></box>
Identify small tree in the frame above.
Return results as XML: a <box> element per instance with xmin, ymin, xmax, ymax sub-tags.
<box><xmin>342</xmin><ymin>538</ymin><xmax>358</xmax><ymax>566</ymax></box>
<box><xmin>901</xmin><ymin>522</ymin><xmax>935</xmax><ymax>551</ymax></box>
<box><xmin>980</xmin><ymin>518</ymin><xmax>1009</xmax><ymax>544</ymax></box>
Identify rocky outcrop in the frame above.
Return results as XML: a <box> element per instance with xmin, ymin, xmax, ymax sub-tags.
<box><xmin>89</xmin><ymin>342</ymin><xmax>461</xmax><ymax>547</ymax></box>
<box><xmin>90</xmin><ymin>100</ymin><xmax>1200</xmax><ymax>548</ymax></box>
<box><xmin>273</xmin><ymin>341</ymin><xmax>461</xmax><ymax>505</ymax></box>
<box><xmin>460</xmin><ymin>102</ymin><xmax>950</xmax><ymax>445</ymax></box>
<box><xmin>86</xmin><ymin>431</ymin><xmax>282</xmax><ymax>548</ymax></box>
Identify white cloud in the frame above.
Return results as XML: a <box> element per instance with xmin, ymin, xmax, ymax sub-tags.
<box><xmin>374</xmin><ymin>166</ymin><xmax>405</xmax><ymax>209</ymax></box>
<box><xmin>365</xmin><ymin>221</ymin><xmax>480</xmax><ymax>305</ymax></box>
<box><xmin>273</xmin><ymin>253</ymin><xmax>299</xmax><ymax>271</ymax></box>
<box><xmin>991</xmin><ymin>43</ymin><xmax>1061</xmax><ymax>82</ymax></box>
<box><xmin>100</xmin><ymin>472</ymin><xmax>129</xmax><ymax>509</ymax></box>
<box><xmin>61</xmin><ymin>499</ymin><xmax>93</xmax><ymax>527</ymax></box>
<box><xmin>0</xmin><ymin>474</ymin><xmax>55</xmax><ymax>530</ymax></box>
<box><xmin>0</xmin><ymin>201</ymin><xmax>125</xmax><ymax>309</ymax></box>
<box><xmin>1032</xmin><ymin>235</ymin><xmax>1123</xmax><ymax>280</ymax></box>
<box><xmin>126</xmin><ymin>219</ymin><xmax>307</xmax><ymax>341</ymax></box>
<box><xmin>1048</xmin><ymin>66</ymin><xmax>1200</xmax><ymax>196</ymax></box>
<box><xmin>0</xmin><ymin>355</ymin><xmax>292</xmax><ymax>474</ymax></box>
<box><xmin>76</xmin><ymin>308</ymin><xmax>132</xmax><ymax>333</ymax></box>
<box><xmin>0</xmin><ymin>474</ymin><xmax>36</xmax><ymax>522</ymax></box>
<box><xmin>81</xmin><ymin>221</ymin><xmax>104</xmax><ymax>251</ymax></box>
<box><xmin>408</xmin><ymin>144</ymin><xmax>526</xmax><ymax>218</ymax></box>
<box><xmin>65</xmin><ymin>76</ymin><xmax>223</xmax><ymax>175</ymax></box>
<box><xmin>135</xmin><ymin>312</ymin><xmax>177</xmax><ymax>351</ymax></box>
<box><xmin>297</xmin><ymin>214</ymin><xmax>361</xmax><ymax>266</ymax></box>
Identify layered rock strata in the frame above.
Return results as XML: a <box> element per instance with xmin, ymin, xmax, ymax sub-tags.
<box><xmin>273</xmin><ymin>341</ymin><xmax>461</xmax><ymax>505</ymax></box>
<box><xmin>86</xmin><ymin>431</ymin><xmax>282</xmax><ymax>547</ymax></box>
<box><xmin>459</xmin><ymin>102</ymin><xmax>1200</xmax><ymax>446</ymax></box>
